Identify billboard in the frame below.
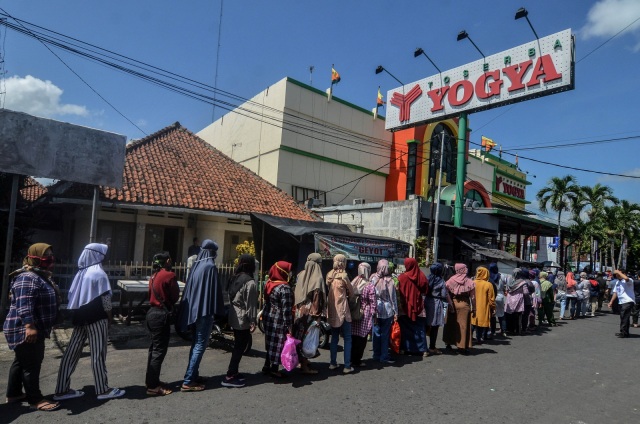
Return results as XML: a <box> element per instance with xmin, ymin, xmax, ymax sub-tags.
<box><xmin>0</xmin><ymin>109</ymin><xmax>126</xmax><ymax>187</ymax></box>
<box><xmin>385</xmin><ymin>29</ymin><xmax>574</xmax><ymax>131</ymax></box>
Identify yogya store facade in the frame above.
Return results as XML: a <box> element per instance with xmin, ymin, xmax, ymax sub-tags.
<box><xmin>382</xmin><ymin>29</ymin><xmax>575</xmax><ymax>262</ymax></box>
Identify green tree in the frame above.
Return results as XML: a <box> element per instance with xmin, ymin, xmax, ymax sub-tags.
<box><xmin>536</xmin><ymin>175</ymin><xmax>580</xmax><ymax>267</ymax></box>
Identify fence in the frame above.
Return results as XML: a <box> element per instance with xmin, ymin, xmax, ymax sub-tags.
<box><xmin>3</xmin><ymin>260</ymin><xmax>242</xmax><ymax>307</ymax></box>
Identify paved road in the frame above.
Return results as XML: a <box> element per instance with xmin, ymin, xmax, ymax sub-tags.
<box><xmin>1</xmin><ymin>308</ymin><xmax>639</xmax><ymax>424</ymax></box>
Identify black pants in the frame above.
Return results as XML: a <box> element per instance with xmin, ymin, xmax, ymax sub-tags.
<box><xmin>7</xmin><ymin>337</ymin><xmax>45</xmax><ymax>404</ymax></box>
<box><xmin>351</xmin><ymin>335</ymin><xmax>368</xmax><ymax>366</ymax></box>
<box><xmin>227</xmin><ymin>329</ymin><xmax>251</xmax><ymax>376</ymax></box>
<box><xmin>631</xmin><ymin>302</ymin><xmax>640</xmax><ymax>325</ymax></box>
<box><xmin>428</xmin><ymin>326</ymin><xmax>439</xmax><ymax>349</ymax></box>
<box><xmin>145</xmin><ymin>307</ymin><xmax>171</xmax><ymax>388</ymax></box>
<box><xmin>619</xmin><ymin>302</ymin><xmax>633</xmax><ymax>336</ymax></box>
<box><xmin>506</xmin><ymin>312</ymin><xmax>522</xmax><ymax>334</ymax></box>
<box><xmin>490</xmin><ymin>316</ymin><xmax>497</xmax><ymax>335</ymax></box>
<box><xmin>521</xmin><ymin>305</ymin><xmax>532</xmax><ymax>331</ymax></box>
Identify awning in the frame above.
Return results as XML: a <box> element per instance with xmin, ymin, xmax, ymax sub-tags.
<box><xmin>457</xmin><ymin>237</ymin><xmax>538</xmax><ymax>267</ymax></box>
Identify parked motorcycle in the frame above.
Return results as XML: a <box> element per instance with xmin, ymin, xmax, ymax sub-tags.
<box><xmin>256</xmin><ymin>308</ymin><xmax>330</xmax><ymax>349</ymax></box>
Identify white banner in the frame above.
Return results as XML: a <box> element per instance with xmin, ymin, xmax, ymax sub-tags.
<box><xmin>385</xmin><ymin>29</ymin><xmax>574</xmax><ymax>130</ymax></box>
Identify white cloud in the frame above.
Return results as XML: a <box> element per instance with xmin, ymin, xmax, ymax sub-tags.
<box><xmin>581</xmin><ymin>0</ymin><xmax>640</xmax><ymax>50</ymax></box>
<box><xmin>3</xmin><ymin>75</ymin><xmax>88</xmax><ymax>118</ymax></box>
<box><xmin>598</xmin><ymin>167</ymin><xmax>640</xmax><ymax>182</ymax></box>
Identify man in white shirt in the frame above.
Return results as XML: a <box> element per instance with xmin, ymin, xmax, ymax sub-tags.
<box><xmin>608</xmin><ymin>270</ymin><xmax>635</xmax><ymax>338</ymax></box>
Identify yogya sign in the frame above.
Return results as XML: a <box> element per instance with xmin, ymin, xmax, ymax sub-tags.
<box><xmin>385</xmin><ymin>29</ymin><xmax>574</xmax><ymax>131</ymax></box>
<box><xmin>314</xmin><ymin>234</ymin><xmax>410</xmax><ymax>263</ymax></box>
<box><xmin>495</xmin><ymin>174</ymin><xmax>526</xmax><ymax>200</ymax></box>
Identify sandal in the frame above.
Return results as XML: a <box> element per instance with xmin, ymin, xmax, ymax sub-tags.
<box><xmin>146</xmin><ymin>386</ymin><xmax>172</xmax><ymax>396</ymax></box>
<box><xmin>269</xmin><ymin>371</ymin><xmax>286</xmax><ymax>379</ymax></box>
<box><xmin>180</xmin><ymin>383</ymin><xmax>205</xmax><ymax>392</ymax></box>
<box><xmin>30</xmin><ymin>400</ymin><xmax>61</xmax><ymax>411</ymax></box>
<box><xmin>300</xmin><ymin>367</ymin><xmax>318</xmax><ymax>375</ymax></box>
<box><xmin>6</xmin><ymin>394</ymin><xmax>26</xmax><ymax>404</ymax></box>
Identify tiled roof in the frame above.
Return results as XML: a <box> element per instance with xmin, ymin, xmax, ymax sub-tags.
<box><xmin>20</xmin><ymin>177</ymin><xmax>47</xmax><ymax>203</ymax></box>
<box><xmin>49</xmin><ymin>122</ymin><xmax>317</xmax><ymax>221</ymax></box>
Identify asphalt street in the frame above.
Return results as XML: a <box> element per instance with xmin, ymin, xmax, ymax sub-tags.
<box><xmin>0</xmin><ymin>308</ymin><xmax>638</xmax><ymax>424</ymax></box>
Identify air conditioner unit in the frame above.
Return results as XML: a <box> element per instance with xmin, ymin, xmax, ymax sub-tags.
<box><xmin>353</xmin><ymin>198</ymin><xmax>365</xmax><ymax>205</ymax></box>
<box><xmin>306</xmin><ymin>198</ymin><xmax>324</xmax><ymax>209</ymax></box>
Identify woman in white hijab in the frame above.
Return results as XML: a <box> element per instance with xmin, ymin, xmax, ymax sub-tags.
<box><xmin>54</xmin><ymin>243</ymin><xmax>125</xmax><ymax>401</ymax></box>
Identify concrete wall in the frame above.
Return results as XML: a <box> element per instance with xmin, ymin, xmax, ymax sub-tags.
<box><xmin>198</xmin><ymin>77</ymin><xmax>392</xmax><ymax>206</ymax></box>
<box><xmin>318</xmin><ymin>198</ymin><xmax>421</xmax><ymax>247</ymax></box>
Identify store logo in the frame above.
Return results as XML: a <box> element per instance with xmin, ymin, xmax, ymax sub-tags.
<box><xmin>496</xmin><ymin>176</ymin><xmax>525</xmax><ymax>199</ymax></box>
<box><xmin>390</xmin><ymin>84</ymin><xmax>422</xmax><ymax>122</ymax></box>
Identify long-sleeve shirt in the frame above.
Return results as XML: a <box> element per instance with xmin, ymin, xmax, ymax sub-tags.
<box><xmin>228</xmin><ymin>274</ymin><xmax>258</xmax><ymax>330</ymax></box>
<box><xmin>3</xmin><ymin>271</ymin><xmax>58</xmax><ymax>350</ymax></box>
<box><xmin>149</xmin><ymin>268</ymin><xmax>180</xmax><ymax>310</ymax></box>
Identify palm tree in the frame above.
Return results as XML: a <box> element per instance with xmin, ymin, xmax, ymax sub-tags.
<box><xmin>574</xmin><ymin>184</ymin><xmax>618</xmax><ymax>270</ymax></box>
<box><xmin>536</xmin><ymin>175</ymin><xmax>580</xmax><ymax>267</ymax></box>
<box><xmin>603</xmin><ymin>200</ymin><xmax>640</xmax><ymax>268</ymax></box>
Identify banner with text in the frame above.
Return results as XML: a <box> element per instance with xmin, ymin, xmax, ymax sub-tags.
<box><xmin>314</xmin><ymin>233</ymin><xmax>410</xmax><ymax>263</ymax></box>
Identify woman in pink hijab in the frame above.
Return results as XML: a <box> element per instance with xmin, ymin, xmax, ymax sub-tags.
<box><xmin>442</xmin><ymin>263</ymin><xmax>476</xmax><ymax>354</ymax></box>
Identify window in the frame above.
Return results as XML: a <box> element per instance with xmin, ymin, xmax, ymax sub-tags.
<box><xmin>292</xmin><ymin>185</ymin><xmax>327</xmax><ymax>206</ymax></box>
<box><xmin>97</xmin><ymin>221</ymin><xmax>135</xmax><ymax>263</ymax></box>
<box><xmin>429</xmin><ymin>124</ymin><xmax>457</xmax><ymax>186</ymax></box>
<box><xmin>143</xmin><ymin>225</ymin><xmax>183</xmax><ymax>263</ymax></box>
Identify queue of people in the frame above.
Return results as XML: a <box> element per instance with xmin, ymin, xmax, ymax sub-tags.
<box><xmin>5</xmin><ymin>241</ymin><xmax>639</xmax><ymax>411</ymax></box>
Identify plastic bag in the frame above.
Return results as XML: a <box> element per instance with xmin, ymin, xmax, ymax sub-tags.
<box><xmin>302</xmin><ymin>322</ymin><xmax>320</xmax><ymax>358</ymax></box>
<box><xmin>390</xmin><ymin>321</ymin><xmax>401</xmax><ymax>354</ymax></box>
<box><xmin>280</xmin><ymin>334</ymin><xmax>301</xmax><ymax>371</ymax></box>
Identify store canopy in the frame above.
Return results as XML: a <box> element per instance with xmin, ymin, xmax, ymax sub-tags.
<box><xmin>251</xmin><ymin>212</ymin><xmax>411</xmax><ymax>274</ymax></box>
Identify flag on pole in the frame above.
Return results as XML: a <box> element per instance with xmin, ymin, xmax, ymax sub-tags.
<box><xmin>377</xmin><ymin>87</ymin><xmax>385</xmax><ymax>106</ymax></box>
<box><xmin>481</xmin><ymin>136</ymin><xmax>496</xmax><ymax>152</ymax></box>
<box><xmin>331</xmin><ymin>66</ymin><xmax>341</xmax><ymax>84</ymax></box>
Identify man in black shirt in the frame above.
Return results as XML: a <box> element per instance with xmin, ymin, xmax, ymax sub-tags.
<box><xmin>187</xmin><ymin>237</ymin><xmax>200</xmax><ymax>259</ymax></box>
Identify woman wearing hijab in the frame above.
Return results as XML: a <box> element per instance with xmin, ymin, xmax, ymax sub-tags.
<box><xmin>538</xmin><ymin>271</ymin><xmax>557</xmax><ymax>326</ymax></box>
<box><xmin>350</xmin><ymin>262</ymin><xmax>376</xmax><ymax>367</ymax></box>
<box><xmin>177</xmin><ymin>239</ymin><xmax>224</xmax><ymax>391</ymax></box>
<box><xmin>565</xmin><ymin>272</ymin><xmax>579</xmax><ymax>319</ymax></box>
<box><xmin>487</xmin><ymin>263</ymin><xmax>501</xmax><ymax>338</ymax></box>
<box><xmin>263</xmin><ymin>261</ymin><xmax>294</xmax><ymax>378</ymax></box>
<box><xmin>293</xmin><ymin>253</ymin><xmax>326</xmax><ymax>375</ymax></box>
<box><xmin>4</xmin><ymin>243</ymin><xmax>61</xmax><ymax>411</ymax></box>
<box><xmin>54</xmin><ymin>243</ymin><xmax>124</xmax><ymax>401</ymax></box>
<box><xmin>555</xmin><ymin>271</ymin><xmax>568</xmax><ymax>319</ymax></box>
<box><xmin>397</xmin><ymin>258</ymin><xmax>429</xmax><ymax>356</ymax></box>
<box><xmin>145</xmin><ymin>252</ymin><xmax>179</xmax><ymax>396</ymax></box>
<box><xmin>425</xmin><ymin>263</ymin><xmax>450</xmax><ymax>355</ymax></box>
<box><xmin>471</xmin><ymin>267</ymin><xmax>495</xmax><ymax>344</ymax></box>
<box><xmin>223</xmin><ymin>254</ymin><xmax>257</xmax><ymax>388</ymax></box>
<box><xmin>327</xmin><ymin>254</ymin><xmax>354</xmax><ymax>374</ymax></box>
<box><xmin>370</xmin><ymin>259</ymin><xmax>398</xmax><ymax>364</ymax></box>
<box><xmin>504</xmin><ymin>269</ymin><xmax>527</xmax><ymax>335</ymax></box>
<box><xmin>442</xmin><ymin>263</ymin><xmax>476</xmax><ymax>354</ymax></box>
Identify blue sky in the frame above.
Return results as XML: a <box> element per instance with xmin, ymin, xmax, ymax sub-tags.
<box><xmin>2</xmin><ymin>0</ymin><xmax>640</xmax><ymax>219</ymax></box>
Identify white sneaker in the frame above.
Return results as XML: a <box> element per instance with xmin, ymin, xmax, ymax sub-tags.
<box><xmin>328</xmin><ymin>364</ymin><xmax>339</xmax><ymax>370</ymax></box>
<box><xmin>97</xmin><ymin>388</ymin><xmax>125</xmax><ymax>400</ymax></box>
<box><xmin>343</xmin><ymin>367</ymin><xmax>353</xmax><ymax>374</ymax></box>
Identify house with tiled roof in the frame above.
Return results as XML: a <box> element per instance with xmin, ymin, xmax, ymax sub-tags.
<box><xmin>37</xmin><ymin>122</ymin><xmax>317</xmax><ymax>263</ymax></box>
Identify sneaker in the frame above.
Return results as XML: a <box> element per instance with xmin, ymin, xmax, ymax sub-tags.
<box><xmin>343</xmin><ymin>367</ymin><xmax>353</xmax><ymax>374</ymax></box>
<box><xmin>615</xmin><ymin>333</ymin><xmax>628</xmax><ymax>338</ymax></box>
<box><xmin>221</xmin><ymin>375</ymin><xmax>246</xmax><ymax>388</ymax></box>
<box><xmin>380</xmin><ymin>359</ymin><xmax>396</xmax><ymax>365</ymax></box>
<box><xmin>328</xmin><ymin>364</ymin><xmax>339</xmax><ymax>370</ymax></box>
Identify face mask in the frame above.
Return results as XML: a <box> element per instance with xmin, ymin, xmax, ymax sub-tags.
<box><xmin>29</xmin><ymin>255</ymin><xmax>55</xmax><ymax>270</ymax></box>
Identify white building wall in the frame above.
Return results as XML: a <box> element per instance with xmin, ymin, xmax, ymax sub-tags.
<box><xmin>466</xmin><ymin>153</ymin><xmax>495</xmax><ymax>198</ymax></box>
<box><xmin>198</xmin><ymin>77</ymin><xmax>392</xmax><ymax>206</ymax></box>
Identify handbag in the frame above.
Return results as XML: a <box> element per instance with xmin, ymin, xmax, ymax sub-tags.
<box><xmin>280</xmin><ymin>334</ymin><xmax>301</xmax><ymax>371</ymax></box>
<box><xmin>349</xmin><ymin>294</ymin><xmax>363</xmax><ymax>320</ymax></box>
<box><xmin>301</xmin><ymin>322</ymin><xmax>320</xmax><ymax>358</ymax></box>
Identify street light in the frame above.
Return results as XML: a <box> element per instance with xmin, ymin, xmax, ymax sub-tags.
<box><xmin>375</xmin><ymin>65</ymin><xmax>404</xmax><ymax>86</ymax></box>
<box><xmin>456</xmin><ymin>30</ymin><xmax>485</xmax><ymax>58</ymax></box>
<box><xmin>515</xmin><ymin>7</ymin><xmax>540</xmax><ymax>40</ymax></box>
<box><xmin>413</xmin><ymin>48</ymin><xmax>442</xmax><ymax>73</ymax></box>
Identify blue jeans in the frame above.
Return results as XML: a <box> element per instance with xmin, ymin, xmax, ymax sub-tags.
<box><xmin>372</xmin><ymin>317</ymin><xmax>393</xmax><ymax>362</ymax></box>
<box><xmin>558</xmin><ymin>294</ymin><xmax>567</xmax><ymax>318</ymax></box>
<box><xmin>567</xmin><ymin>297</ymin><xmax>577</xmax><ymax>318</ymax></box>
<box><xmin>330</xmin><ymin>320</ymin><xmax>352</xmax><ymax>369</ymax></box>
<box><xmin>475</xmin><ymin>326</ymin><xmax>489</xmax><ymax>341</ymax></box>
<box><xmin>183</xmin><ymin>315</ymin><xmax>213</xmax><ymax>385</ymax></box>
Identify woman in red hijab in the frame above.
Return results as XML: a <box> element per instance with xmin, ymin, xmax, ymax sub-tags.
<box><xmin>262</xmin><ymin>261</ymin><xmax>293</xmax><ymax>378</ymax></box>
<box><xmin>397</xmin><ymin>258</ymin><xmax>429</xmax><ymax>356</ymax></box>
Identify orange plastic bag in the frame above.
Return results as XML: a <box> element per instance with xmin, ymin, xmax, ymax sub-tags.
<box><xmin>390</xmin><ymin>321</ymin><xmax>401</xmax><ymax>354</ymax></box>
